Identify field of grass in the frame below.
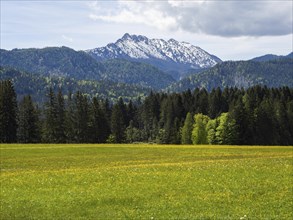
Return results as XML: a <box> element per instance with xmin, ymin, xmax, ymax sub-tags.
<box><xmin>0</xmin><ymin>144</ymin><xmax>292</xmax><ymax>219</ymax></box>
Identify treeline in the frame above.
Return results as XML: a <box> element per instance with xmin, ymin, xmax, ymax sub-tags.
<box><xmin>1</xmin><ymin>80</ymin><xmax>293</xmax><ymax>145</ymax></box>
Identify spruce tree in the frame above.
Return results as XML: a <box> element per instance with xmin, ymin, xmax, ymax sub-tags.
<box><xmin>17</xmin><ymin>95</ymin><xmax>40</xmax><ymax>143</ymax></box>
<box><xmin>0</xmin><ymin>80</ymin><xmax>18</xmax><ymax>143</ymax></box>
<box><xmin>55</xmin><ymin>90</ymin><xmax>66</xmax><ymax>143</ymax></box>
<box><xmin>43</xmin><ymin>88</ymin><xmax>58</xmax><ymax>143</ymax></box>
<box><xmin>74</xmin><ymin>91</ymin><xmax>90</xmax><ymax>143</ymax></box>
<box><xmin>90</xmin><ymin>97</ymin><xmax>110</xmax><ymax>143</ymax></box>
<box><xmin>64</xmin><ymin>91</ymin><xmax>75</xmax><ymax>143</ymax></box>
<box><xmin>209</xmin><ymin>87</ymin><xmax>223</xmax><ymax>118</ymax></box>
<box><xmin>111</xmin><ymin>100</ymin><xmax>126</xmax><ymax>143</ymax></box>
<box><xmin>229</xmin><ymin>97</ymin><xmax>249</xmax><ymax>145</ymax></box>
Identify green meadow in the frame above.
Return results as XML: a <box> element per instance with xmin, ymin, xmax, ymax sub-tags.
<box><xmin>0</xmin><ymin>144</ymin><xmax>292</xmax><ymax>219</ymax></box>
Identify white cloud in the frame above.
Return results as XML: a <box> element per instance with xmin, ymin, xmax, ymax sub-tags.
<box><xmin>88</xmin><ymin>0</ymin><xmax>293</xmax><ymax>37</ymax></box>
<box><xmin>88</xmin><ymin>1</ymin><xmax>178</xmax><ymax>31</ymax></box>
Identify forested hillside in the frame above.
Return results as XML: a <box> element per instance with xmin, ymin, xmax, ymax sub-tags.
<box><xmin>1</xmin><ymin>80</ymin><xmax>292</xmax><ymax>145</ymax></box>
<box><xmin>102</xmin><ymin>59</ymin><xmax>175</xmax><ymax>89</ymax></box>
<box><xmin>168</xmin><ymin>59</ymin><xmax>293</xmax><ymax>92</ymax></box>
<box><xmin>0</xmin><ymin>67</ymin><xmax>150</xmax><ymax>103</ymax></box>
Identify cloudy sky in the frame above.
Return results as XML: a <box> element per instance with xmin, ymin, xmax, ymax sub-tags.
<box><xmin>1</xmin><ymin>0</ymin><xmax>292</xmax><ymax>60</ymax></box>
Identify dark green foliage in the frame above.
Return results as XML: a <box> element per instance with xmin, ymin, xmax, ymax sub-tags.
<box><xmin>0</xmin><ymin>80</ymin><xmax>18</xmax><ymax>142</ymax></box>
<box><xmin>1</xmin><ymin>79</ymin><xmax>292</xmax><ymax>145</ymax></box>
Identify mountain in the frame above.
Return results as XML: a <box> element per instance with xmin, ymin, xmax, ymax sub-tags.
<box><xmin>0</xmin><ymin>46</ymin><xmax>175</xmax><ymax>90</ymax></box>
<box><xmin>251</xmin><ymin>52</ymin><xmax>293</xmax><ymax>62</ymax></box>
<box><xmin>86</xmin><ymin>33</ymin><xmax>221</xmax><ymax>80</ymax></box>
<box><xmin>167</xmin><ymin>59</ymin><xmax>293</xmax><ymax>92</ymax></box>
<box><xmin>0</xmin><ymin>47</ymin><xmax>104</xmax><ymax>80</ymax></box>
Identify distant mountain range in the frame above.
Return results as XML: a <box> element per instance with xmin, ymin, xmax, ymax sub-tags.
<box><xmin>86</xmin><ymin>33</ymin><xmax>221</xmax><ymax>80</ymax></box>
<box><xmin>251</xmin><ymin>52</ymin><xmax>293</xmax><ymax>62</ymax></box>
<box><xmin>0</xmin><ymin>33</ymin><xmax>292</xmax><ymax>102</ymax></box>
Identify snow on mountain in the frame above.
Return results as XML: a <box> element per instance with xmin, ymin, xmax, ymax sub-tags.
<box><xmin>86</xmin><ymin>33</ymin><xmax>222</xmax><ymax>80</ymax></box>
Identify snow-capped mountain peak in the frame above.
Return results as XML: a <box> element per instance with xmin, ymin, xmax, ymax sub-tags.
<box><xmin>86</xmin><ymin>34</ymin><xmax>221</xmax><ymax>79</ymax></box>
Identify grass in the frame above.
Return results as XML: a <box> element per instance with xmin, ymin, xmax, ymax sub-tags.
<box><xmin>0</xmin><ymin>144</ymin><xmax>292</xmax><ymax>219</ymax></box>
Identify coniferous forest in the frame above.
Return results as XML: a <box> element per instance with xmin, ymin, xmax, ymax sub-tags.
<box><xmin>1</xmin><ymin>79</ymin><xmax>293</xmax><ymax>145</ymax></box>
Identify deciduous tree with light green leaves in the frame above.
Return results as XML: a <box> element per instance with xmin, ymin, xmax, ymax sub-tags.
<box><xmin>206</xmin><ymin>118</ymin><xmax>219</xmax><ymax>144</ymax></box>
<box><xmin>216</xmin><ymin>112</ymin><xmax>239</xmax><ymax>145</ymax></box>
<box><xmin>192</xmin><ymin>113</ymin><xmax>210</xmax><ymax>144</ymax></box>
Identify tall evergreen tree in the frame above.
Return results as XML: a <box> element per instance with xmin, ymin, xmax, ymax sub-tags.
<box><xmin>17</xmin><ymin>95</ymin><xmax>40</xmax><ymax>143</ymax></box>
<box><xmin>55</xmin><ymin>90</ymin><xmax>66</xmax><ymax>143</ymax></box>
<box><xmin>0</xmin><ymin>80</ymin><xmax>18</xmax><ymax>143</ymax></box>
<box><xmin>274</xmin><ymin>100</ymin><xmax>292</xmax><ymax>145</ymax></box>
<box><xmin>230</xmin><ymin>97</ymin><xmax>250</xmax><ymax>145</ymax></box>
<box><xmin>64</xmin><ymin>91</ymin><xmax>75</xmax><ymax>143</ymax></box>
<box><xmin>209</xmin><ymin>87</ymin><xmax>223</xmax><ymax>119</ymax></box>
<box><xmin>160</xmin><ymin>97</ymin><xmax>176</xmax><ymax>143</ymax></box>
<box><xmin>111</xmin><ymin>98</ymin><xmax>126</xmax><ymax>143</ymax></box>
<box><xmin>254</xmin><ymin>99</ymin><xmax>278</xmax><ymax>145</ymax></box>
<box><xmin>90</xmin><ymin>97</ymin><xmax>110</xmax><ymax>143</ymax></box>
<box><xmin>74</xmin><ymin>91</ymin><xmax>90</xmax><ymax>143</ymax></box>
<box><xmin>43</xmin><ymin>88</ymin><xmax>59</xmax><ymax>142</ymax></box>
<box><xmin>141</xmin><ymin>92</ymin><xmax>160</xmax><ymax>141</ymax></box>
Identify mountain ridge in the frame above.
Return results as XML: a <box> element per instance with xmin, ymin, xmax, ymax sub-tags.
<box><xmin>251</xmin><ymin>52</ymin><xmax>293</xmax><ymax>62</ymax></box>
<box><xmin>86</xmin><ymin>33</ymin><xmax>222</xmax><ymax>79</ymax></box>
